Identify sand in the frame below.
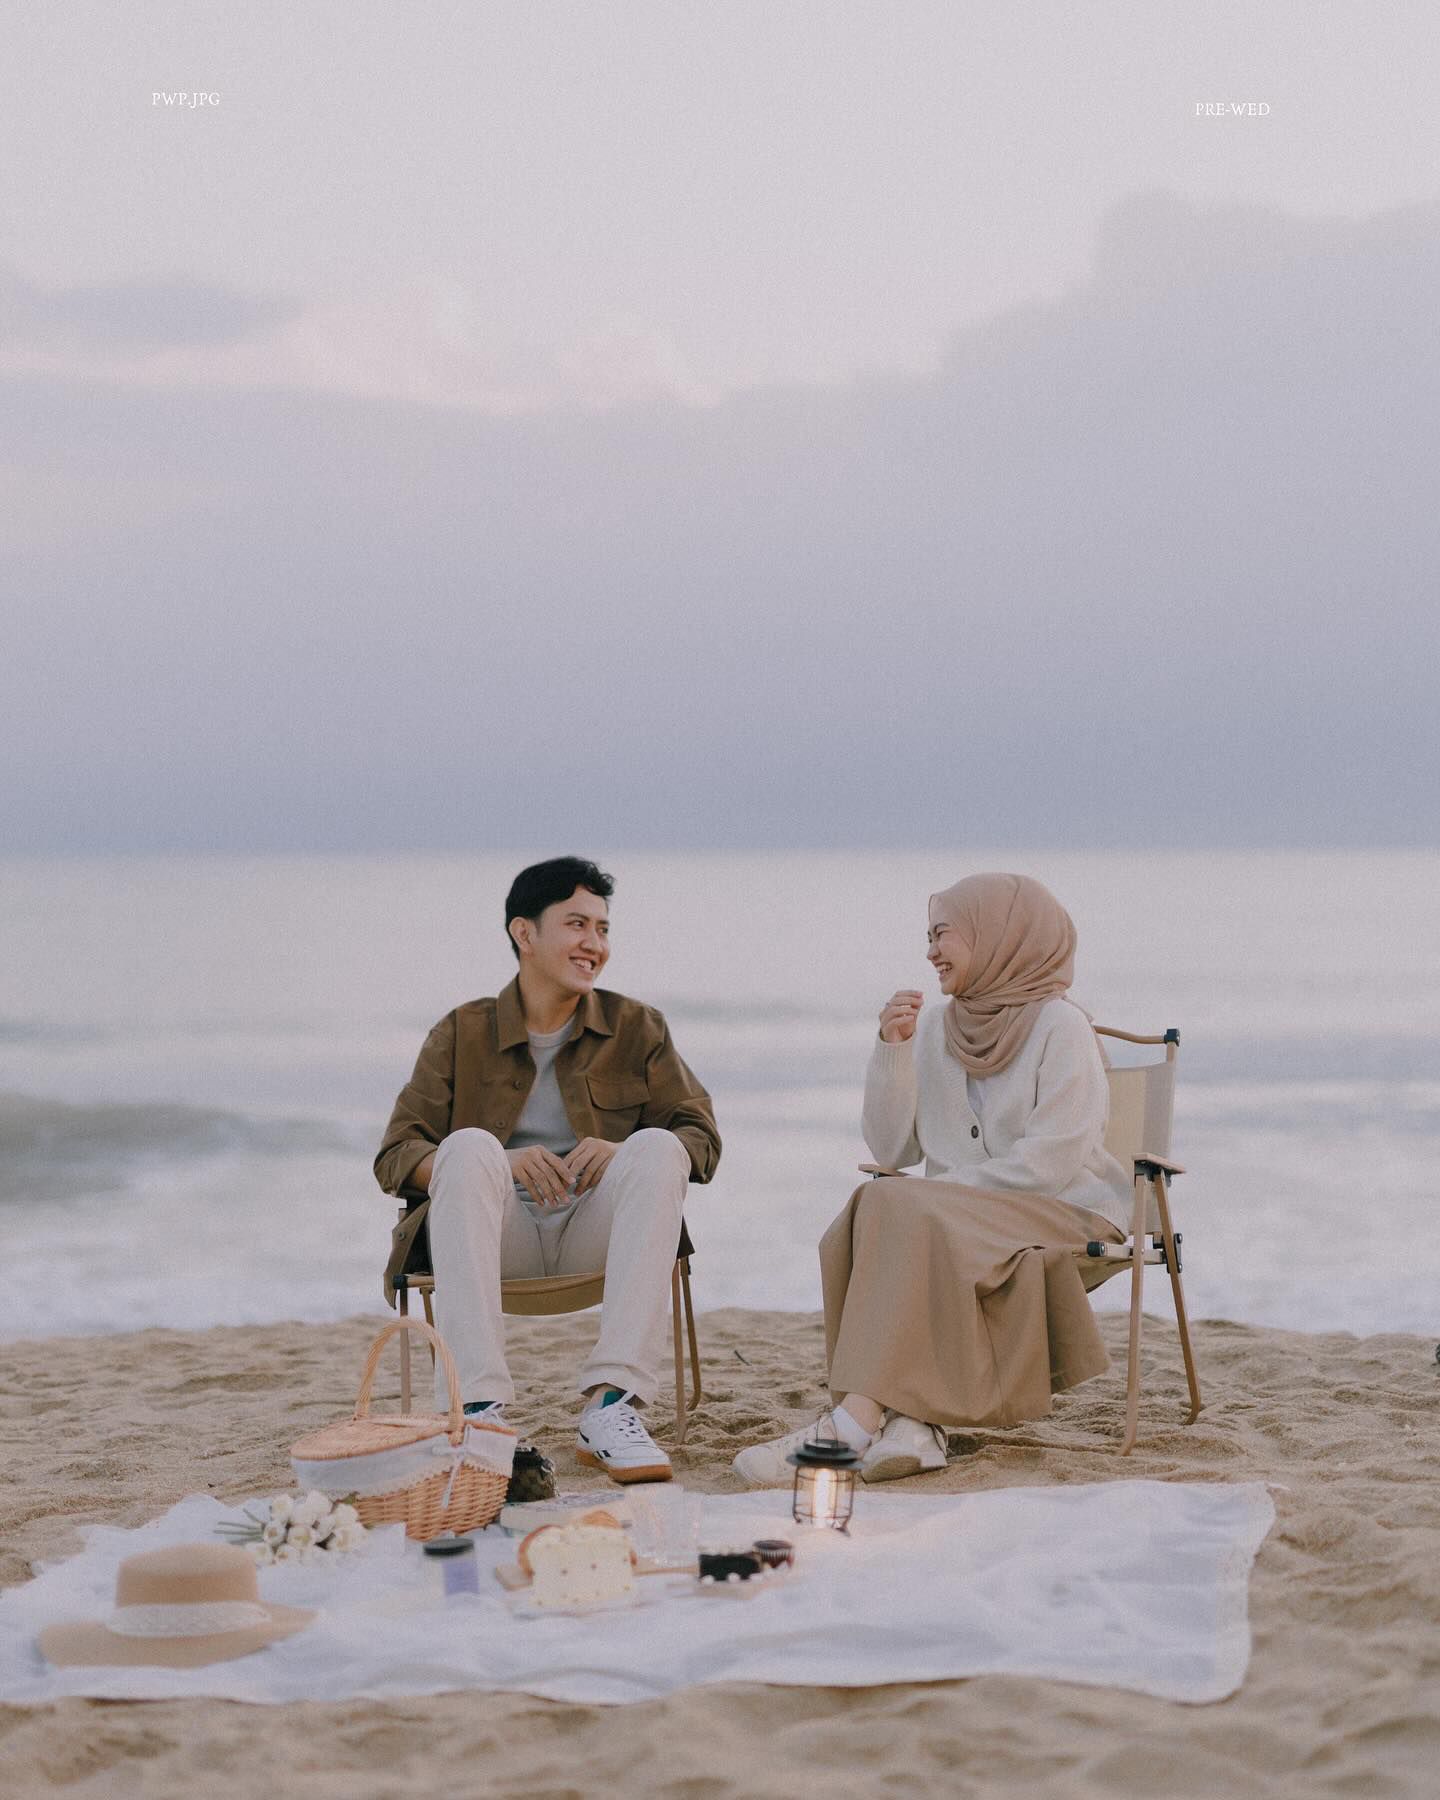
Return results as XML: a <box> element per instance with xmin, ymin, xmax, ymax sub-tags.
<box><xmin>3</xmin><ymin>1306</ymin><xmax>1439</xmax><ymax>1799</ymax></box>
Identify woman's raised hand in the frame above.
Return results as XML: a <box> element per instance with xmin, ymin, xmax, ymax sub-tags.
<box><xmin>879</xmin><ymin>990</ymin><xmax>923</xmax><ymax>1043</ymax></box>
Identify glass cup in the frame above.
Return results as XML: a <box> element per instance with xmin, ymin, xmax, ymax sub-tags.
<box><xmin>627</xmin><ymin>1487</ymin><xmax>704</xmax><ymax>1570</ymax></box>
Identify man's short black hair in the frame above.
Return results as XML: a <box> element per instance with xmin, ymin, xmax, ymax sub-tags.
<box><xmin>504</xmin><ymin>857</ymin><xmax>615</xmax><ymax>958</ymax></box>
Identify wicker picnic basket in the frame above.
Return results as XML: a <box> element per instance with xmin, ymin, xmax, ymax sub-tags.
<box><xmin>289</xmin><ymin>1317</ymin><xmax>515</xmax><ymax>1542</ymax></box>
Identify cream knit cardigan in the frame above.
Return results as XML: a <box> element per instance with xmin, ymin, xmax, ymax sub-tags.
<box><xmin>861</xmin><ymin>995</ymin><xmax>1133</xmax><ymax>1232</ymax></box>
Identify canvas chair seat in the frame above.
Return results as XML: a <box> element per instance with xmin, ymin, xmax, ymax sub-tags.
<box><xmin>387</xmin><ymin>1199</ymin><xmax>702</xmax><ymax>1445</ymax></box>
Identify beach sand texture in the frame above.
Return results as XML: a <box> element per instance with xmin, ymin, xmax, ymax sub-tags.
<box><xmin>3</xmin><ymin>1308</ymin><xmax>1438</xmax><ymax>1799</ymax></box>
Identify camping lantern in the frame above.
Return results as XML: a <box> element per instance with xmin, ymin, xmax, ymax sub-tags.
<box><xmin>787</xmin><ymin>1432</ymin><xmax>859</xmax><ymax>1533</ymax></box>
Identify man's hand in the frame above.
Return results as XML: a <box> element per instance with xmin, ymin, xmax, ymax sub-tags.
<box><xmin>507</xmin><ymin>1145</ymin><xmax>574</xmax><ymax>1208</ymax></box>
<box><xmin>879</xmin><ymin>989</ymin><xmax>923</xmax><ymax>1044</ymax></box>
<box><xmin>564</xmin><ymin>1137</ymin><xmax>619</xmax><ymax>1196</ymax></box>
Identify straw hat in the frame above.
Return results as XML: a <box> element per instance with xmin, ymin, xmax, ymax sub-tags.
<box><xmin>39</xmin><ymin>1543</ymin><xmax>314</xmax><ymax>1669</ymax></box>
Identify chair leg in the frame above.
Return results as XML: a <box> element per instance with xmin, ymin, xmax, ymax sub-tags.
<box><xmin>398</xmin><ymin>1288</ymin><xmax>412</xmax><ymax>1414</ymax></box>
<box><xmin>1154</xmin><ymin>1176</ymin><xmax>1202</xmax><ymax>1424</ymax></box>
<box><xmin>680</xmin><ymin>1256</ymin><xmax>702</xmax><ymax>1410</ymax></box>
<box><xmin>671</xmin><ymin>1262</ymin><xmax>687</xmax><ymax>1446</ymax></box>
<box><xmin>1121</xmin><ymin>1182</ymin><xmax>1147</xmax><ymax>1455</ymax></box>
<box><xmin>420</xmin><ymin>1289</ymin><xmax>437</xmax><ymax>1394</ymax></box>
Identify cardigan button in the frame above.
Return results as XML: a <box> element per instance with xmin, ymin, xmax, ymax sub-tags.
<box><xmin>512</xmin><ymin>1078</ymin><xmax>524</xmax><ymax>1089</ymax></box>
<box><xmin>970</xmin><ymin>1125</ymin><xmax>980</xmax><ymax>1139</ymax></box>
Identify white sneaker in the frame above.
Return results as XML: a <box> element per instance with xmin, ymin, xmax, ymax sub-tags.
<box><xmin>861</xmin><ymin>1414</ymin><xmax>948</xmax><ymax>1483</ymax></box>
<box><xmin>732</xmin><ymin>1416</ymin><xmax>860</xmax><ymax>1488</ymax></box>
<box><xmin>576</xmin><ymin>1394</ymin><xmax>673</xmax><ymax>1485</ymax></box>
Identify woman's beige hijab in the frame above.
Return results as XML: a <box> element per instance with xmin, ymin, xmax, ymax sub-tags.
<box><xmin>929</xmin><ymin>873</ymin><xmax>1078</xmax><ymax>1077</ymax></box>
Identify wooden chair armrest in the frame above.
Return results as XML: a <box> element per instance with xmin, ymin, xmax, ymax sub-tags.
<box><xmin>1135</xmin><ymin>1152</ymin><xmax>1185</xmax><ymax>1176</ymax></box>
<box><xmin>858</xmin><ymin>1163</ymin><xmax>909</xmax><ymax>1178</ymax></box>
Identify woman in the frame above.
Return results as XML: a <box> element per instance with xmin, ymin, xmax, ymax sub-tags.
<box><xmin>734</xmin><ymin>872</ymin><xmax>1132</xmax><ymax>1485</ymax></box>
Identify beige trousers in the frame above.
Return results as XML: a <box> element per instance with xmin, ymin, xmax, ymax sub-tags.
<box><xmin>819</xmin><ymin>1176</ymin><xmax>1126</xmax><ymax>1430</ymax></box>
<box><xmin>426</xmin><ymin>1126</ymin><xmax>690</xmax><ymax>1409</ymax></box>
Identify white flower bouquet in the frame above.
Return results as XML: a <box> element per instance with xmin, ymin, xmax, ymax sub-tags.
<box><xmin>217</xmin><ymin>1491</ymin><xmax>367</xmax><ymax>1566</ymax></box>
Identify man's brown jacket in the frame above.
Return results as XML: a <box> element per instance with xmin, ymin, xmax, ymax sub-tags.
<box><xmin>375</xmin><ymin>978</ymin><xmax>720</xmax><ymax>1303</ymax></box>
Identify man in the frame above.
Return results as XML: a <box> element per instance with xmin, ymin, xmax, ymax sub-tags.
<box><xmin>376</xmin><ymin>856</ymin><xmax>721</xmax><ymax>1484</ymax></box>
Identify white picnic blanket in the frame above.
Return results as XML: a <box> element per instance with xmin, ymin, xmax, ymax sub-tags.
<box><xmin>0</xmin><ymin>1481</ymin><xmax>1274</xmax><ymax>1706</ymax></box>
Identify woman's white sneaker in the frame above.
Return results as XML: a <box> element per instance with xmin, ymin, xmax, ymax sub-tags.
<box><xmin>731</xmin><ymin>1412</ymin><xmax>873</xmax><ymax>1487</ymax></box>
<box><xmin>732</xmin><ymin>1422</ymin><xmax>820</xmax><ymax>1488</ymax></box>
<box><xmin>860</xmin><ymin>1414</ymin><xmax>949</xmax><ymax>1483</ymax></box>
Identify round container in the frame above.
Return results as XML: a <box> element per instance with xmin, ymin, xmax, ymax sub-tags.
<box><xmin>422</xmin><ymin>1536</ymin><xmax>479</xmax><ymax>1598</ymax></box>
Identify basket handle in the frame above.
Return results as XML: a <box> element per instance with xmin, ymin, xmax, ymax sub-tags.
<box><xmin>353</xmin><ymin>1316</ymin><xmax>464</xmax><ymax>1441</ymax></box>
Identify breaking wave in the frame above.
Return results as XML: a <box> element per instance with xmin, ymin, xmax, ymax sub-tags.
<box><xmin>0</xmin><ymin>1092</ymin><xmax>354</xmax><ymax>1204</ymax></box>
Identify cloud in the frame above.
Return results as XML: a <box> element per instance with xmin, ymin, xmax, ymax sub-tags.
<box><xmin>0</xmin><ymin>266</ymin><xmax>716</xmax><ymax>413</ymax></box>
<box><xmin>1</xmin><ymin>189</ymin><xmax>1437</xmax><ymax>849</ymax></box>
<box><xmin>0</xmin><ymin>262</ymin><xmax>302</xmax><ymax>353</ymax></box>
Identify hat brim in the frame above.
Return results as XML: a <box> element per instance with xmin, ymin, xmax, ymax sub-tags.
<box><xmin>39</xmin><ymin>1603</ymin><xmax>314</xmax><ymax>1670</ymax></box>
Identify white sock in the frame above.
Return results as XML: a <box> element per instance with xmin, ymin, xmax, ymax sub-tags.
<box><xmin>830</xmin><ymin>1405</ymin><xmax>875</xmax><ymax>1452</ymax></box>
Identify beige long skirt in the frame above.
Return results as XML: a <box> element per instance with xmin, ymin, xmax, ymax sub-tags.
<box><xmin>819</xmin><ymin>1177</ymin><xmax>1126</xmax><ymax>1430</ymax></box>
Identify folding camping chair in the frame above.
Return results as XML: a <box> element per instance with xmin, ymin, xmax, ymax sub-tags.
<box><xmin>1082</xmin><ymin>1025</ymin><xmax>1201</xmax><ymax>1452</ymax></box>
<box><xmin>389</xmin><ymin>1200</ymin><xmax>704</xmax><ymax>1445</ymax></box>
<box><xmin>862</xmin><ymin>1024</ymin><xmax>1201</xmax><ymax>1454</ymax></box>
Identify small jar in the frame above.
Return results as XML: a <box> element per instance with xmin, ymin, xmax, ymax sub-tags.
<box><xmin>422</xmin><ymin>1536</ymin><xmax>479</xmax><ymax>1598</ymax></box>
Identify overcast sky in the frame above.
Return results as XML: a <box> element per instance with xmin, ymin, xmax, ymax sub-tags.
<box><xmin>3</xmin><ymin>3</ymin><xmax>1438</xmax><ymax>850</ymax></box>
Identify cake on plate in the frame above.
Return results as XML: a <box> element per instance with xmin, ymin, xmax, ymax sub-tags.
<box><xmin>522</xmin><ymin>1523</ymin><xmax>636</xmax><ymax>1609</ymax></box>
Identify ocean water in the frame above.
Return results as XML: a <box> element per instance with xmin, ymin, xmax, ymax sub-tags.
<box><xmin>2</xmin><ymin>851</ymin><xmax>1437</xmax><ymax>1342</ymax></box>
